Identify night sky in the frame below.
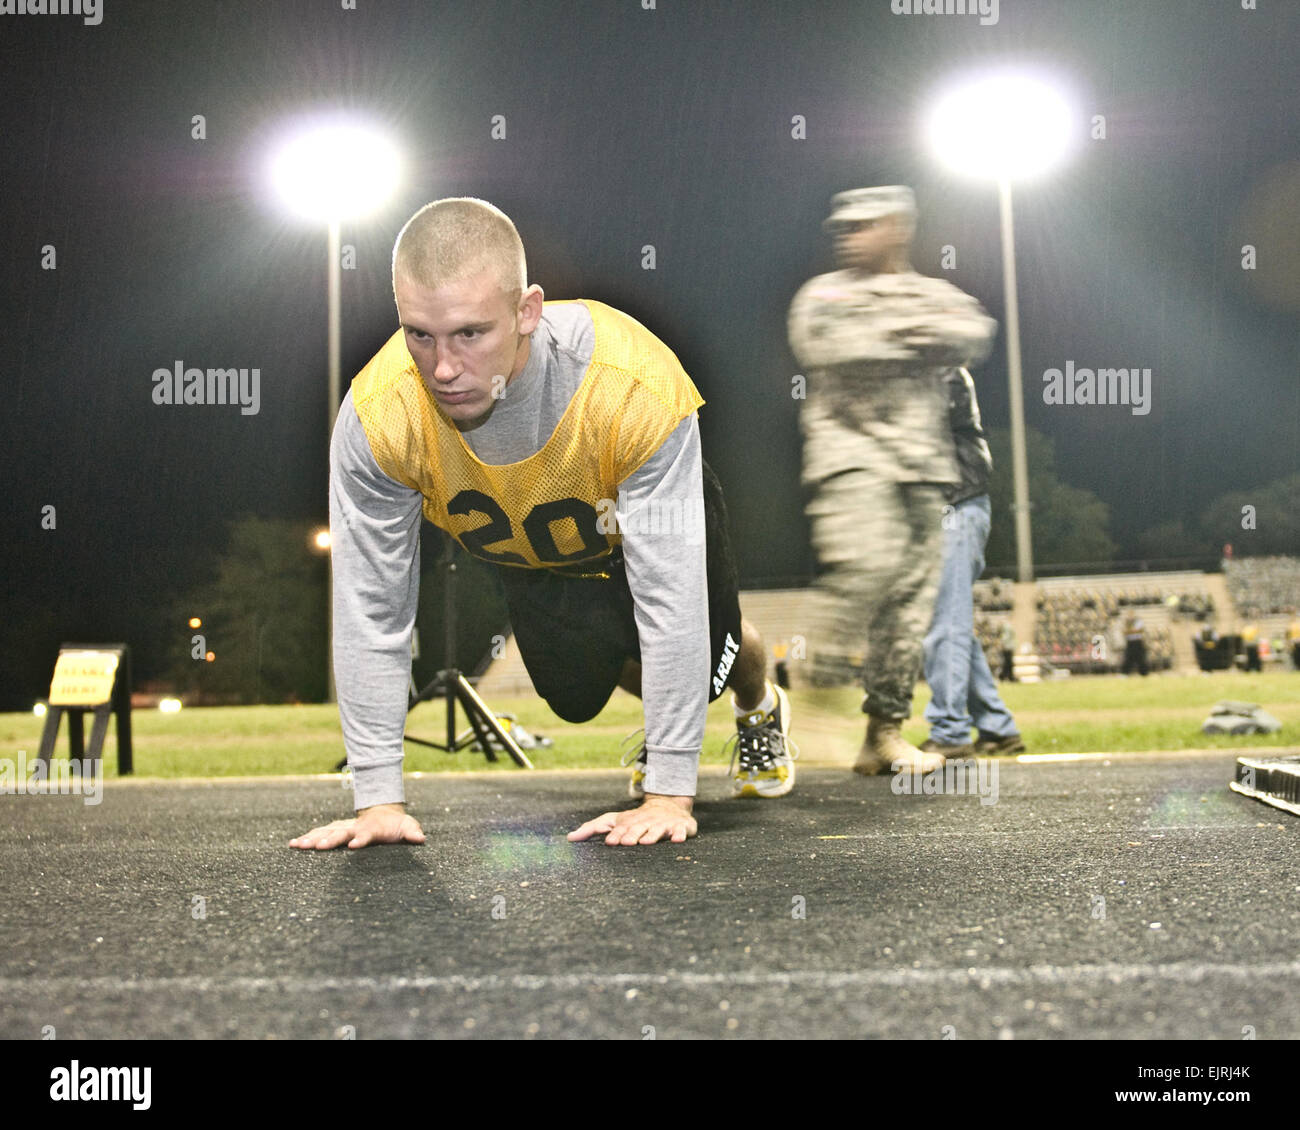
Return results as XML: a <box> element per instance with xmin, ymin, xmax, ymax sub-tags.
<box><xmin>3</xmin><ymin>0</ymin><xmax>1298</xmax><ymax>705</ymax></box>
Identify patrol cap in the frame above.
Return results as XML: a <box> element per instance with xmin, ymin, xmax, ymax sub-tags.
<box><xmin>823</xmin><ymin>185</ymin><xmax>917</xmax><ymax>232</ymax></box>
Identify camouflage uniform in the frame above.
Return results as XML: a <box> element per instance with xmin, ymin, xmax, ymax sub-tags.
<box><xmin>789</xmin><ymin>186</ymin><xmax>997</xmax><ymax>720</ymax></box>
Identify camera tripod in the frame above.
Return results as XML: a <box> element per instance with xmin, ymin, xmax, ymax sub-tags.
<box><xmin>403</xmin><ymin>540</ymin><xmax>533</xmax><ymax>768</ymax></box>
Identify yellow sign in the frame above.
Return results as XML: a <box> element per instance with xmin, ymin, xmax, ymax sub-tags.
<box><xmin>48</xmin><ymin>650</ymin><xmax>120</xmax><ymax>707</ymax></box>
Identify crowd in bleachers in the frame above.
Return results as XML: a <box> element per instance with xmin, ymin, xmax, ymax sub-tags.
<box><xmin>969</xmin><ymin>581</ymin><xmax>1219</xmax><ymax>675</ymax></box>
<box><xmin>973</xmin><ymin>578</ymin><xmax>1015</xmax><ymax>613</ymax></box>
<box><xmin>1032</xmin><ymin>589</ymin><xmax>1175</xmax><ymax>673</ymax></box>
<box><xmin>973</xmin><ymin>613</ymin><xmax>1000</xmax><ymax>655</ymax></box>
<box><xmin>1168</xmin><ymin>592</ymin><xmax>1216</xmax><ymax>620</ymax></box>
<box><xmin>951</xmin><ymin>566</ymin><xmax>1297</xmax><ymax>678</ymax></box>
<box><xmin>1225</xmin><ymin>556</ymin><xmax>1300</xmax><ymax>618</ymax></box>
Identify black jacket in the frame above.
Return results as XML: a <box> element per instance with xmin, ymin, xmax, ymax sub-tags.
<box><xmin>945</xmin><ymin>367</ymin><xmax>992</xmax><ymax>505</ymax></box>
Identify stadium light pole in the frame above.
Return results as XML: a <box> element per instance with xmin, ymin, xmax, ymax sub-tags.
<box><xmin>927</xmin><ymin>73</ymin><xmax>1077</xmax><ymax>583</ymax></box>
<box><xmin>269</xmin><ymin>116</ymin><xmax>402</xmax><ymax>701</ymax></box>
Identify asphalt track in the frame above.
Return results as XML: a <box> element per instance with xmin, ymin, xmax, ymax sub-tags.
<box><xmin>2</xmin><ymin>753</ymin><xmax>1298</xmax><ymax>1041</ymax></box>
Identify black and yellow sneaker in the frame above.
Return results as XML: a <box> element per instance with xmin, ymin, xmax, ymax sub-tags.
<box><xmin>622</xmin><ymin>730</ymin><xmax>648</xmax><ymax>799</ymax></box>
<box><xmin>726</xmin><ymin>683</ymin><xmax>797</xmax><ymax>798</ymax></box>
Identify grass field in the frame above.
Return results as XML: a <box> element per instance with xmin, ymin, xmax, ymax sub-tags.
<box><xmin>3</xmin><ymin>670</ymin><xmax>1298</xmax><ymax>779</ymax></box>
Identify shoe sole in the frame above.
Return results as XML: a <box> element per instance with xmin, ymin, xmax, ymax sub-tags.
<box><xmin>734</xmin><ymin>777</ymin><xmax>794</xmax><ymax>798</ymax></box>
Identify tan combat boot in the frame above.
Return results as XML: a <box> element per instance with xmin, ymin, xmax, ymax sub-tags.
<box><xmin>853</xmin><ymin>716</ymin><xmax>947</xmax><ymax>776</ymax></box>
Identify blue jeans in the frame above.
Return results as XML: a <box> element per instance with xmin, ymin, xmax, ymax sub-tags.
<box><xmin>923</xmin><ymin>495</ymin><xmax>1018</xmax><ymax>745</ymax></box>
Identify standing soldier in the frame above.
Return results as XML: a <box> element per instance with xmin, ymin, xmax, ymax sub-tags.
<box><xmin>1122</xmin><ymin>613</ymin><xmax>1149</xmax><ymax>676</ymax></box>
<box><xmin>788</xmin><ymin>186</ymin><xmax>997</xmax><ymax>774</ymax></box>
<box><xmin>1240</xmin><ymin>622</ymin><xmax>1261</xmax><ymax>673</ymax></box>
<box><xmin>998</xmin><ymin>620</ymin><xmax>1017</xmax><ymax>682</ymax></box>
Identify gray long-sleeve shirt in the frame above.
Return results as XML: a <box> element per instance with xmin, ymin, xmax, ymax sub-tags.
<box><xmin>330</xmin><ymin>302</ymin><xmax>709</xmax><ymax>810</ymax></box>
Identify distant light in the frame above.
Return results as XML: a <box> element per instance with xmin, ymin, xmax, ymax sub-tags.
<box><xmin>928</xmin><ymin>72</ymin><xmax>1077</xmax><ymax>181</ymax></box>
<box><xmin>189</xmin><ymin>617</ymin><xmax>202</xmax><ymax>629</ymax></box>
<box><xmin>33</xmin><ymin>702</ymin><xmax>47</xmax><ymax>717</ymax></box>
<box><xmin>159</xmin><ymin>698</ymin><xmax>183</xmax><ymax>714</ymax></box>
<box><xmin>269</xmin><ymin>117</ymin><xmax>401</xmax><ymax>223</ymax></box>
<box><xmin>205</xmin><ymin>651</ymin><xmax>216</xmax><ymax>663</ymax></box>
<box><xmin>312</xmin><ymin>528</ymin><xmax>332</xmax><ymax>552</ymax></box>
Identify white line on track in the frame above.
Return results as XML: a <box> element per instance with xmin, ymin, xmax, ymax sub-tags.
<box><xmin>815</xmin><ymin>825</ymin><xmax>1264</xmax><ymax>838</ymax></box>
<box><xmin>3</xmin><ymin>963</ymin><xmax>1300</xmax><ymax>994</ymax></box>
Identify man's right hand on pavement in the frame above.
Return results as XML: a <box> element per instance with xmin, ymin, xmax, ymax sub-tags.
<box><xmin>290</xmin><ymin>803</ymin><xmax>426</xmax><ymax>850</ymax></box>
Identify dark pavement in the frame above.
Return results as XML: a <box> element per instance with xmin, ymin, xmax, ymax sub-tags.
<box><xmin>2</xmin><ymin>755</ymin><xmax>1298</xmax><ymax>1040</ymax></box>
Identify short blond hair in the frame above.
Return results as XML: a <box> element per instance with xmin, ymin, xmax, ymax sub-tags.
<box><xmin>392</xmin><ymin>197</ymin><xmax>526</xmax><ymax>303</ymax></box>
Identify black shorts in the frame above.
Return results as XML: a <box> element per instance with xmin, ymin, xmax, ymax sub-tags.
<box><xmin>496</xmin><ymin>462</ymin><xmax>744</xmax><ymax>723</ymax></box>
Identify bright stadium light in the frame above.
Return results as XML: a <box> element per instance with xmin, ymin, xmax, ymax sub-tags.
<box><xmin>269</xmin><ymin>119</ymin><xmax>401</xmax><ymax>223</ymax></box>
<box><xmin>927</xmin><ymin>72</ymin><xmax>1076</xmax><ymax>182</ymax></box>
<box><xmin>927</xmin><ymin>70</ymin><xmax>1079</xmax><ymax>583</ymax></box>
<box><xmin>266</xmin><ymin>113</ymin><xmax>403</xmax><ymax>703</ymax></box>
<box><xmin>159</xmin><ymin>698</ymin><xmax>183</xmax><ymax>714</ymax></box>
<box><xmin>311</xmin><ymin>528</ymin><xmax>332</xmax><ymax>552</ymax></box>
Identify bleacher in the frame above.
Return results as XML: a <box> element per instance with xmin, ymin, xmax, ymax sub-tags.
<box><xmin>1224</xmin><ymin>557</ymin><xmax>1300</xmax><ymax>666</ymax></box>
<box><xmin>1226</xmin><ymin>556</ymin><xmax>1300</xmax><ymax>617</ymax></box>
<box><xmin>1030</xmin><ymin>572</ymin><xmax>1220</xmax><ymax>673</ymax></box>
